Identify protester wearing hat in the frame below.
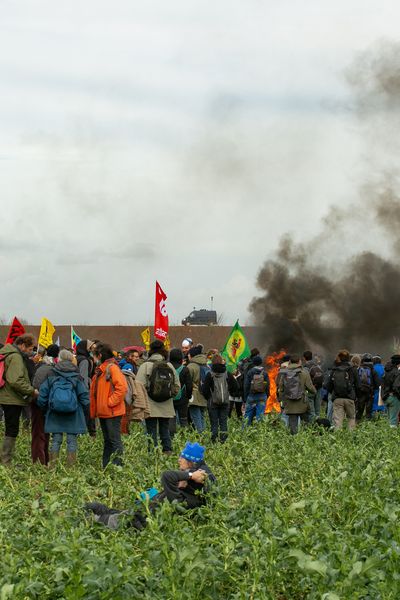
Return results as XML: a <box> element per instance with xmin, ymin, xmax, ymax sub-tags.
<box><xmin>156</xmin><ymin>441</ymin><xmax>216</xmax><ymax>508</ymax></box>
<box><xmin>31</xmin><ymin>343</ymin><xmax>60</xmax><ymax>465</ymax></box>
<box><xmin>84</xmin><ymin>441</ymin><xmax>216</xmax><ymax>529</ymax></box>
<box><xmin>382</xmin><ymin>355</ymin><xmax>400</xmax><ymax>427</ymax></box>
<box><xmin>136</xmin><ymin>340</ymin><xmax>180</xmax><ymax>454</ymax></box>
<box><xmin>187</xmin><ymin>345</ymin><xmax>209</xmax><ymax>433</ymax></box>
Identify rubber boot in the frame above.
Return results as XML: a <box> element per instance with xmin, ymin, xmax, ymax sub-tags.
<box><xmin>0</xmin><ymin>436</ymin><xmax>16</xmax><ymax>466</ymax></box>
<box><xmin>66</xmin><ymin>452</ymin><xmax>76</xmax><ymax>467</ymax></box>
<box><xmin>49</xmin><ymin>451</ymin><xmax>59</xmax><ymax>468</ymax></box>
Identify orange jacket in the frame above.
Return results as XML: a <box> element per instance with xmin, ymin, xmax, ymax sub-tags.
<box><xmin>90</xmin><ymin>360</ymin><xmax>127</xmax><ymax>419</ymax></box>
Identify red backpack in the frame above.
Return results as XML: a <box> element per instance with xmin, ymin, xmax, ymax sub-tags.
<box><xmin>0</xmin><ymin>355</ymin><xmax>6</xmax><ymax>388</ymax></box>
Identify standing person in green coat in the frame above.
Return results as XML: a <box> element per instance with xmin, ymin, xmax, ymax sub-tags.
<box><xmin>187</xmin><ymin>345</ymin><xmax>209</xmax><ymax>433</ymax></box>
<box><xmin>0</xmin><ymin>334</ymin><xmax>38</xmax><ymax>465</ymax></box>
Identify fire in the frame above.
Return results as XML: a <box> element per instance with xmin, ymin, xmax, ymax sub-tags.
<box><xmin>264</xmin><ymin>350</ymin><xmax>287</xmax><ymax>413</ymax></box>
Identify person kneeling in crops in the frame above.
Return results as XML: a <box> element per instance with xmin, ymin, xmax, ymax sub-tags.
<box><xmin>84</xmin><ymin>442</ymin><xmax>216</xmax><ymax>529</ymax></box>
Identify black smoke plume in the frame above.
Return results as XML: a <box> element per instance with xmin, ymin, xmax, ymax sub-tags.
<box><xmin>250</xmin><ymin>41</ymin><xmax>400</xmax><ymax>354</ymax></box>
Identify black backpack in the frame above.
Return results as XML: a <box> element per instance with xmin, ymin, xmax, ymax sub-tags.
<box><xmin>331</xmin><ymin>366</ymin><xmax>353</xmax><ymax>399</ymax></box>
<box><xmin>309</xmin><ymin>364</ymin><xmax>324</xmax><ymax>389</ymax></box>
<box><xmin>148</xmin><ymin>362</ymin><xmax>175</xmax><ymax>402</ymax></box>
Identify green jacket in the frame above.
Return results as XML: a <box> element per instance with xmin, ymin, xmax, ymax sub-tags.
<box><xmin>187</xmin><ymin>354</ymin><xmax>208</xmax><ymax>407</ymax></box>
<box><xmin>0</xmin><ymin>344</ymin><xmax>35</xmax><ymax>406</ymax></box>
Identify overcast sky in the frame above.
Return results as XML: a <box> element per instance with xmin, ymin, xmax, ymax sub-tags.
<box><xmin>0</xmin><ymin>1</ymin><xmax>398</xmax><ymax>326</ymax></box>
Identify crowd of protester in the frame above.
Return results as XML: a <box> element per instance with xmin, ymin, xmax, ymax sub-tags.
<box><xmin>0</xmin><ymin>334</ymin><xmax>399</xmax><ymax>471</ymax></box>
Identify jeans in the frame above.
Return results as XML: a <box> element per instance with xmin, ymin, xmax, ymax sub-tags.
<box><xmin>51</xmin><ymin>433</ymin><xmax>77</xmax><ymax>452</ymax></box>
<box><xmin>333</xmin><ymin>398</ymin><xmax>356</xmax><ymax>430</ymax></box>
<box><xmin>99</xmin><ymin>416</ymin><xmax>123</xmax><ymax>467</ymax></box>
<box><xmin>308</xmin><ymin>388</ymin><xmax>322</xmax><ymax>420</ymax></box>
<box><xmin>145</xmin><ymin>417</ymin><xmax>172</xmax><ymax>452</ymax></box>
<box><xmin>189</xmin><ymin>406</ymin><xmax>206</xmax><ymax>433</ymax></box>
<box><xmin>386</xmin><ymin>394</ymin><xmax>400</xmax><ymax>427</ymax></box>
<box><xmin>208</xmin><ymin>404</ymin><xmax>228</xmax><ymax>442</ymax></box>
<box><xmin>244</xmin><ymin>398</ymin><xmax>266</xmax><ymax>426</ymax></box>
<box><xmin>288</xmin><ymin>414</ymin><xmax>309</xmax><ymax>435</ymax></box>
<box><xmin>1</xmin><ymin>405</ymin><xmax>23</xmax><ymax>438</ymax></box>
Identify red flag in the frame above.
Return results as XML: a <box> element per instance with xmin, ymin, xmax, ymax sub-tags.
<box><xmin>5</xmin><ymin>317</ymin><xmax>26</xmax><ymax>344</ymax></box>
<box><xmin>154</xmin><ymin>281</ymin><xmax>169</xmax><ymax>341</ymax></box>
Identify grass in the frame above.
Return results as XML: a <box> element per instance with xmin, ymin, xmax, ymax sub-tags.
<box><xmin>1</xmin><ymin>417</ymin><xmax>400</xmax><ymax>599</ymax></box>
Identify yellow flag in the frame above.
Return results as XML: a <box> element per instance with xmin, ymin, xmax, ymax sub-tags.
<box><xmin>141</xmin><ymin>327</ymin><xmax>151</xmax><ymax>351</ymax></box>
<box><xmin>164</xmin><ymin>335</ymin><xmax>171</xmax><ymax>351</ymax></box>
<box><xmin>38</xmin><ymin>318</ymin><xmax>56</xmax><ymax>349</ymax></box>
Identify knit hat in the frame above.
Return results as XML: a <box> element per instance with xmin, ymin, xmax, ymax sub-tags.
<box><xmin>150</xmin><ymin>340</ymin><xmax>164</xmax><ymax>352</ymax></box>
<box><xmin>86</xmin><ymin>339</ymin><xmax>94</xmax><ymax>351</ymax></box>
<box><xmin>253</xmin><ymin>355</ymin><xmax>263</xmax><ymax>366</ymax></box>
<box><xmin>188</xmin><ymin>345</ymin><xmax>202</xmax><ymax>358</ymax></box>
<box><xmin>169</xmin><ymin>348</ymin><xmax>183</xmax><ymax>363</ymax></box>
<box><xmin>391</xmin><ymin>354</ymin><xmax>400</xmax><ymax>365</ymax></box>
<box><xmin>46</xmin><ymin>344</ymin><xmax>60</xmax><ymax>358</ymax></box>
<box><xmin>180</xmin><ymin>442</ymin><xmax>205</xmax><ymax>463</ymax></box>
<box><xmin>182</xmin><ymin>338</ymin><xmax>193</xmax><ymax>347</ymax></box>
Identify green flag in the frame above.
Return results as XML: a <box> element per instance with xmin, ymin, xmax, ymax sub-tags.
<box><xmin>221</xmin><ymin>321</ymin><xmax>251</xmax><ymax>372</ymax></box>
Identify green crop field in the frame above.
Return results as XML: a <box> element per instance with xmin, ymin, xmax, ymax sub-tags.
<box><xmin>1</xmin><ymin>419</ymin><xmax>399</xmax><ymax>599</ymax></box>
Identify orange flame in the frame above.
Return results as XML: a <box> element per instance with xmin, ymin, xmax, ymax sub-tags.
<box><xmin>265</xmin><ymin>350</ymin><xmax>287</xmax><ymax>413</ymax></box>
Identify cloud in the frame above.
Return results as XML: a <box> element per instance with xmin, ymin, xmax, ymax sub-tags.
<box><xmin>0</xmin><ymin>1</ymin><xmax>399</xmax><ymax>325</ymax></box>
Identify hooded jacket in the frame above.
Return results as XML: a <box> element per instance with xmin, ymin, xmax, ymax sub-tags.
<box><xmin>0</xmin><ymin>343</ymin><xmax>34</xmax><ymax>406</ymax></box>
<box><xmin>76</xmin><ymin>340</ymin><xmax>94</xmax><ymax>389</ymax></box>
<box><xmin>326</xmin><ymin>360</ymin><xmax>359</xmax><ymax>400</ymax></box>
<box><xmin>136</xmin><ymin>353</ymin><xmax>180</xmax><ymax>418</ymax></box>
<box><xmin>187</xmin><ymin>354</ymin><xmax>208</xmax><ymax>407</ymax></box>
<box><xmin>382</xmin><ymin>361</ymin><xmax>399</xmax><ymax>400</ymax></box>
<box><xmin>202</xmin><ymin>363</ymin><xmax>239</xmax><ymax>403</ymax></box>
<box><xmin>170</xmin><ymin>361</ymin><xmax>193</xmax><ymax>406</ymax></box>
<box><xmin>90</xmin><ymin>359</ymin><xmax>127</xmax><ymax>419</ymax></box>
<box><xmin>37</xmin><ymin>361</ymin><xmax>90</xmax><ymax>434</ymax></box>
<box><xmin>244</xmin><ymin>365</ymin><xmax>270</xmax><ymax>401</ymax></box>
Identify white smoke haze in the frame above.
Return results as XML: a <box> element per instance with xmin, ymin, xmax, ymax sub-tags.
<box><xmin>0</xmin><ymin>1</ymin><xmax>399</xmax><ymax>325</ymax></box>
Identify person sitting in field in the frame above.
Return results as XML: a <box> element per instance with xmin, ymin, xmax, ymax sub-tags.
<box><xmin>84</xmin><ymin>442</ymin><xmax>216</xmax><ymax>529</ymax></box>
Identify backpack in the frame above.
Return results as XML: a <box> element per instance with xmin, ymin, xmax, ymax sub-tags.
<box><xmin>0</xmin><ymin>355</ymin><xmax>6</xmax><ymax>389</ymax></box>
<box><xmin>391</xmin><ymin>371</ymin><xmax>400</xmax><ymax>399</ymax></box>
<box><xmin>48</xmin><ymin>376</ymin><xmax>78</xmax><ymax>413</ymax></box>
<box><xmin>358</xmin><ymin>366</ymin><xmax>372</xmax><ymax>393</ymax></box>
<box><xmin>148</xmin><ymin>362</ymin><xmax>175</xmax><ymax>402</ymax></box>
<box><xmin>123</xmin><ymin>372</ymin><xmax>135</xmax><ymax>406</ymax></box>
<box><xmin>198</xmin><ymin>364</ymin><xmax>211</xmax><ymax>396</ymax></box>
<box><xmin>331</xmin><ymin>366</ymin><xmax>353</xmax><ymax>399</ymax></box>
<box><xmin>281</xmin><ymin>368</ymin><xmax>303</xmax><ymax>401</ymax></box>
<box><xmin>210</xmin><ymin>372</ymin><xmax>229</xmax><ymax>406</ymax></box>
<box><xmin>250</xmin><ymin>369</ymin><xmax>267</xmax><ymax>394</ymax></box>
<box><xmin>309</xmin><ymin>364</ymin><xmax>324</xmax><ymax>389</ymax></box>
<box><xmin>174</xmin><ymin>365</ymin><xmax>185</xmax><ymax>402</ymax></box>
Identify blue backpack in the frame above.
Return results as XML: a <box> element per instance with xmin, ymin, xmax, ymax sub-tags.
<box><xmin>358</xmin><ymin>366</ymin><xmax>372</xmax><ymax>393</ymax></box>
<box><xmin>49</xmin><ymin>376</ymin><xmax>78</xmax><ymax>414</ymax></box>
<box><xmin>199</xmin><ymin>364</ymin><xmax>211</xmax><ymax>396</ymax></box>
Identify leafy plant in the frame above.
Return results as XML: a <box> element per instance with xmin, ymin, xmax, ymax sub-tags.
<box><xmin>1</xmin><ymin>418</ymin><xmax>400</xmax><ymax>599</ymax></box>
